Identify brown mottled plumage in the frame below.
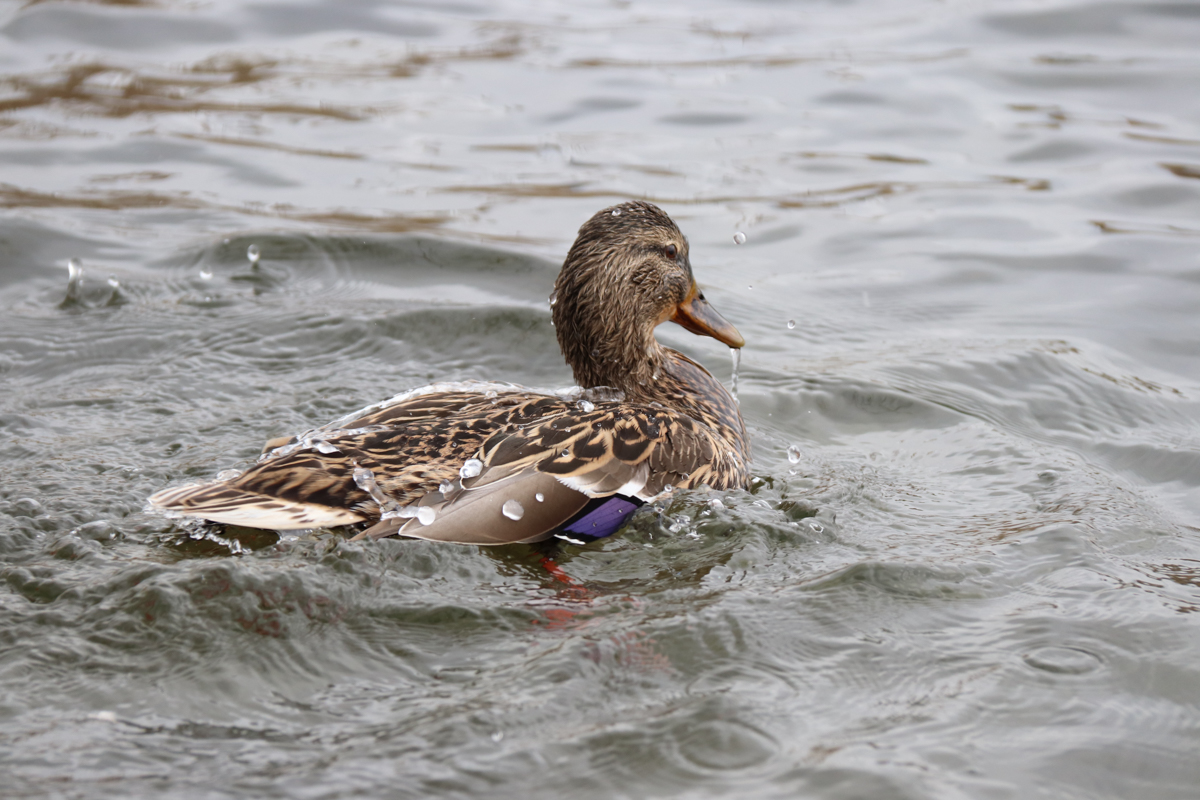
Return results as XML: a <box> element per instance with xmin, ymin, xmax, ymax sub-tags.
<box><xmin>150</xmin><ymin>201</ymin><xmax>749</xmax><ymax>545</ymax></box>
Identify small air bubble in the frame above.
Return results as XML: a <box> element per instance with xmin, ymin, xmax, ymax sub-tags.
<box><xmin>247</xmin><ymin>244</ymin><xmax>260</xmax><ymax>266</ymax></box>
<box><xmin>417</xmin><ymin>506</ymin><xmax>436</xmax><ymax>526</ymax></box>
<box><xmin>535</xmin><ymin>492</ymin><xmax>545</xmax><ymax>502</ymax></box>
<box><xmin>787</xmin><ymin>319</ymin><xmax>796</xmax><ymax>329</ymax></box>
<box><xmin>733</xmin><ymin>231</ymin><xmax>746</xmax><ymax>245</ymax></box>
<box><xmin>501</xmin><ymin>499</ymin><xmax>525</xmax><ymax>520</ymax></box>
<box><xmin>460</xmin><ymin>458</ymin><xmax>483</xmax><ymax>479</ymax></box>
<box><xmin>787</xmin><ymin>445</ymin><xmax>802</xmax><ymax>464</ymax></box>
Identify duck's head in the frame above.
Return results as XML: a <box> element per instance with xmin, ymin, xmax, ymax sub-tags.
<box><xmin>552</xmin><ymin>201</ymin><xmax>744</xmax><ymax>391</ymax></box>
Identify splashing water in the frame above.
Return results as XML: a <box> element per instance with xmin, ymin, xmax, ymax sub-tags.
<box><xmin>63</xmin><ymin>258</ymin><xmax>83</xmax><ymax>303</ymax></box>
<box><xmin>501</xmin><ymin>499</ymin><xmax>524</xmax><ymax>521</ymax></box>
<box><xmin>380</xmin><ymin>505</ymin><xmax>419</xmax><ymax>522</ymax></box>
<box><xmin>730</xmin><ymin>347</ymin><xmax>741</xmax><ymax>403</ymax></box>
<box><xmin>352</xmin><ymin>464</ymin><xmax>401</xmax><ymax>517</ymax></box>
<box><xmin>247</xmin><ymin>244</ymin><xmax>260</xmax><ymax>266</ymax></box>
<box><xmin>733</xmin><ymin>231</ymin><xmax>746</xmax><ymax>245</ymax></box>
<box><xmin>199</xmin><ymin>268</ymin><xmax>213</xmax><ymax>280</ymax></box>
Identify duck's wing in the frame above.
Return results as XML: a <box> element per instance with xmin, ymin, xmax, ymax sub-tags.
<box><xmin>148</xmin><ymin>388</ymin><xmax>527</xmax><ymax>530</ymax></box>
<box><xmin>358</xmin><ymin>403</ymin><xmax>740</xmax><ymax>544</ymax></box>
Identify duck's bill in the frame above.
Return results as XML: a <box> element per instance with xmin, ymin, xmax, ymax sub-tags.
<box><xmin>671</xmin><ymin>287</ymin><xmax>745</xmax><ymax>349</ymax></box>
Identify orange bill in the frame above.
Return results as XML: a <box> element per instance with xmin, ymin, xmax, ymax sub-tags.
<box><xmin>670</xmin><ymin>285</ymin><xmax>745</xmax><ymax>349</ymax></box>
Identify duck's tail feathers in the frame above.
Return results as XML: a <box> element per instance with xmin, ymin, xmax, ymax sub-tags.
<box><xmin>149</xmin><ymin>483</ymin><xmax>366</xmax><ymax>530</ymax></box>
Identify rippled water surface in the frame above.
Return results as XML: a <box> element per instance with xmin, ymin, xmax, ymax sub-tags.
<box><xmin>4</xmin><ymin>1</ymin><xmax>1200</xmax><ymax>797</ymax></box>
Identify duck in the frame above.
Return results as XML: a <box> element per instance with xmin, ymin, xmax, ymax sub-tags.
<box><xmin>150</xmin><ymin>201</ymin><xmax>749</xmax><ymax>545</ymax></box>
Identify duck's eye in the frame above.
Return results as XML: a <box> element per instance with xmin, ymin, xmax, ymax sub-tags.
<box><xmin>664</xmin><ymin>244</ymin><xmax>677</xmax><ymax>260</ymax></box>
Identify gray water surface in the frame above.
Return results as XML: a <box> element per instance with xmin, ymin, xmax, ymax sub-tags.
<box><xmin>3</xmin><ymin>1</ymin><xmax>1200</xmax><ymax>798</ymax></box>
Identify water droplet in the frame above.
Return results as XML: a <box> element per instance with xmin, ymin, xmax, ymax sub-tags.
<box><xmin>729</xmin><ymin>348</ymin><xmax>741</xmax><ymax>404</ymax></box>
<box><xmin>247</xmin><ymin>244</ymin><xmax>260</xmax><ymax>266</ymax></box>
<box><xmin>460</xmin><ymin>458</ymin><xmax>483</xmax><ymax>479</ymax></box>
<box><xmin>501</xmin><ymin>499</ymin><xmax>524</xmax><ymax>520</ymax></box>
<box><xmin>733</xmin><ymin>231</ymin><xmax>746</xmax><ymax>245</ymax></box>
<box><xmin>63</xmin><ymin>258</ymin><xmax>84</xmax><ymax>302</ymax></box>
<box><xmin>491</xmin><ymin>731</ymin><xmax>504</xmax><ymax>742</ymax></box>
<box><xmin>352</xmin><ymin>463</ymin><xmax>401</xmax><ymax>517</ymax></box>
<box><xmin>216</xmin><ymin>469</ymin><xmax>240</xmax><ymax>481</ymax></box>
<box><xmin>106</xmin><ymin>276</ymin><xmax>119</xmax><ymax>289</ymax></box>
<box><xmin>561</xmin><ymin>448</ymin><xmax>571</xmax><ymax>458</ymax></box>
<box><xmin>787</xmin><ymin>445</ymin><xmax>802</xmax><ymax>464</ymax></box>
<box><xmin>439</xmin><ymin>481</ymin><xmax>453</xmax><ymax>495</ymax></box>
<box><xmin>417</xmin><ymin>506</ymin><xmax>436</xmax><ymax>526</ymax></box>
<box><xmin>787</xmin><ymin>319</ymin><xmax>796</xmax><ymax>330</ymax></box>
<box><xmin>611</xmin><ymin>208</ymin><xmax>621</xmax><ymax>216</ymax></box>
<box><xmin>548</xmin><ymin>289</ymin><xmax>558</xmax><ymax>306</ymax></box>
<box><xmin>199</xmin><ymin>268</ymin><xmax>213</xmax><ymax>280</ymax></box>
<box><xmin>535</xmin><ymin>492</ymin><xmax>545</xmax><ymax>502</ymax></box>
<box><xmin>578</xmin><ymin>399</ymin><xmax>595</xmax><ymax>413</ymax></box>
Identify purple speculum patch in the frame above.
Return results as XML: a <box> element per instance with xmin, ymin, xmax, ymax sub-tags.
<box><xmin>560</xmin><ymin>496</ymin><xmax>642</xmax><ymax>540</ymax></box>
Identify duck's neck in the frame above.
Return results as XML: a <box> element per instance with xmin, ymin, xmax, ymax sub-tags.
<box><xmin>561</xmin><ymin>331</ymin><xmax>748</xmax><ymax>457</ymax></box>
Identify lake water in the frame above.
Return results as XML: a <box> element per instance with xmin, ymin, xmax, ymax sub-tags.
<box><xmin>3</xmin><ymin>1</ymin><xmax>1200</xmax><ymax>797</ymax></box>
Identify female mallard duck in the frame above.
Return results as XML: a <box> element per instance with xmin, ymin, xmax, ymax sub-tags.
<box><xmin>150</xmin><ymin>201</ymin><xmax>748</xmax><ymax>545</ymax></box>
